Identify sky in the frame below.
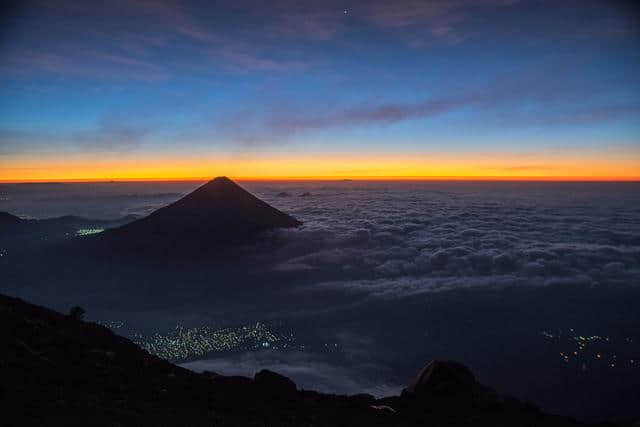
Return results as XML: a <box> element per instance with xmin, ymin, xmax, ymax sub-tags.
<box><xmin>0</xmin><ymin>0</ymin><xmax>639</xmax><ymax>181</ymax></box>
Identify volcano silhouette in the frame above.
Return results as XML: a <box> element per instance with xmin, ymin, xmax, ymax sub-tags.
<box><xmin>100</xmin><ymin>177</ymin><xmax>300</xmax><ymax>250</ymax></box>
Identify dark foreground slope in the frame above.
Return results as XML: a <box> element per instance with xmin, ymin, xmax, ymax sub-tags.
<box><xmin>0</xmin><ymin>211</ymin><xmax>23</xmax><ymax>226</ymax></box>
<box><xmin>0</xmin><ymin>293</ymin><xmax>598</xmax><ymax>427</ymax></box>
<box><xmin>97</xmin><ymin>176</ymin><xmax>300</xmax><ymax>252</ymax></box>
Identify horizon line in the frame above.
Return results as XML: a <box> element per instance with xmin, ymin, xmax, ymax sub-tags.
<box><xmin>1</xmin><ymin>175</ymin><xmax>639</xmax><ymax>184</ymax></box>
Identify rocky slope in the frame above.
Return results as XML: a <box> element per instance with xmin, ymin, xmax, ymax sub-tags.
<box><xmin>0</xmin><ymin>292</ymin><xmax>604</xmax><ymax>427</ymax></box>
<box><xmin>0</xmin><ymin>211</ymin><xmax>22</xmax><ymax>226</ymax></box>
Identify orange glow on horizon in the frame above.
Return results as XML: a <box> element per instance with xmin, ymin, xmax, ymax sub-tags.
<box><xmin>1</xmin><ymin>150</ymin><xmax>639</xmax><ymax>183</ymax></box>
<box><xmin>1</xmin><ymin>176</ymin><xmax>639</xmax><ymax>183</ymax></box>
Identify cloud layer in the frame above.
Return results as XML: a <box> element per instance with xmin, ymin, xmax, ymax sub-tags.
<box><xmin>181</xmin><ymin>350</ymin><xmax>402</xmax><ymax>397</ymax></box>
<box><xmin>249</xmin><ymin>181</ymin><xmax>640</xmax><ymax>300</ymax></box>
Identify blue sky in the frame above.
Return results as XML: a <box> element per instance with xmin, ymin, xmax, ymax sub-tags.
<box><xmin>0</xmin><ymin>0</ymin><xmax>639</xmax><ymax>179</ymax></box>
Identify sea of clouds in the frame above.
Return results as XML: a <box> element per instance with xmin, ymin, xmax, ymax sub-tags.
<box><xmin>3</xmin><ymin>180</ymin><xmax>638</xmax><ymax>301</ymax></box>
<box><xmin>250</xmin><ymin>181</ymin><xmax>640</xmax><ymax>299</ymax></box>
<box><xmin>180</xmin><ymin>181</ymin><xmax>640</xmax><ymax>404</ymax></box>
<box><xmin>3</xmin><ymin>180</ymin><xmax>639</xmax><ymax>414</ymax></box>
<box><xmin>182</xmin><ymin>349</ymin><xmax>402</xmax><ymax>397</ymax></box>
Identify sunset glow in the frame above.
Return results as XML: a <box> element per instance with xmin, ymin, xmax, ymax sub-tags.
<box><xmin>1</xmin><ymin>1</ymin><xmax>639</xmax><ymax>181</ymax></box>
<box><xmin>2</xmin><ymin>2</ymin><xmax>640</xmax><ymax>424</ymax></box>
<box><xmin>2</xmin><ymin>151</ymin><xmax>639</xmax><ymax>182</ymax></box>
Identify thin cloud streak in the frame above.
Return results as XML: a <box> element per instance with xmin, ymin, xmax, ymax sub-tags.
<box><xmin>6</xmin><ymin>0</ymin><xmax>625</xmax><ymax>79</ymax></box>
<box><xmin>219</xmin><ymin>62</ymin><xmax>640</xmax><ymax>142</ymax></box>
<box><xmin>0</xmin><ymin>118</ymin><xmax>151</xmax><ymax>153</ymax></box>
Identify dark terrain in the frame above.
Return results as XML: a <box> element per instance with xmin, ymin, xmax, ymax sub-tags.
<box><xmin>1</xmin><ymin>179</ymin><xmax>638</xmax><ymax>425</ymax></box>
<box><xmin>1</xmin><ymin>292</ymin><xmax>600</xmax><ymax>427</ymax></box>
<box><xmin>97</xmin><ymin>176</ymin><xmax>301</xmax><ymax>253</ymax></box>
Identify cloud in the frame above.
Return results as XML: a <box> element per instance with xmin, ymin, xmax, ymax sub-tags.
<box><xmin>181</xmin><ymin>350</ymin><xmax>402</xmax><ymax>397</ymax></box>
<box><xmin>500</xmin><ymin>165</ymin><xmax>556</xmax><ymax>172</ymax></box>
<box><xmin>217</xmin><ymin>58</ymin><xmax>640</xmax><ymax>142</ymax></box>
<box><xmin>217</xmin><ymin>49</ymin><xmax>307</xmax><ymax>73</ymax></box>
<box><xmin>248</xmin><ymin>181</ymin><xmax>640</xmax><ymax>302</ymax></box>
<box><xmin>10</xmin><ymin>0</ymin><xmax>627</xmax><ymax>81</ymax></box>
<box><xmin>544</xmin><ymin>104</ymin><xmax>640</xmax><ymax>125</ymax></box>
<box><xmin>1</xmin><ymin>48</ymin><xmax>172</xmax><ymax>81</ymax></box>
<box><xmin>264</xmin><ymin>97</ymin><xmax>465</xmax><ymax>132</ymax></box>
<box><xmin>0</xmin><ymin>0</ymin><xmax>314</xmax><ymax>78</ymax></box>
<box><xmin>71</xmin><ymin>118</ymin><xmax>151</xmax><ymax>151</ymax></box>
<box><xmin>361</xmin><ymin>0</ymin><xmax>519</xmax><ymax>47</ymax></box>
<box><xmin>0</xmin><ymin>117</ymin><xmax>152</xmax><ymax>153</ymax></box>
<box><xmin>310</xmin><ymin>275</ymin><xmax>539</xmax><ymax>300</ymax></box>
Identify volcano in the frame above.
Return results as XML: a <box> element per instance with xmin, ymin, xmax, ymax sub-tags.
<box><xmin>99</xmin><ymin>177</ymin><xmax>300</xmax><ymax>249</ymax></box>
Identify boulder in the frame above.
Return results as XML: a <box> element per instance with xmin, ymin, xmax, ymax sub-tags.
<box><xmin>254</xmin><ymin>369</ymin><xmax>297</xmax><ymax>396</ymax></box>
<box><xmin>403</xmin><ymin>360</ymin><xmax>476</xmax><ymax>396</ymax></box>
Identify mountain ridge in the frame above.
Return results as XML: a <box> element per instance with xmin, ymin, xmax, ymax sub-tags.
<box><xmin>0</xmin><ymin>292</ymin><xmax>604</xmax><ymax>427</ymax></box>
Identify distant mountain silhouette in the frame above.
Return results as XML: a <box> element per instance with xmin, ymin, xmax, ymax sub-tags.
<box><xmin>1</xmin><ymin>292</ymin><xmax>596</xmax><ymax>427</ymax></box>
<box><xmin>0</xmin><ymin>211</ymin><xmax>135</xmax><ymax>239</ymax></box>
<box><xmin>98</xmin><ymin>177</ymin><xmax>301</xmax><ymax>251</ymax></box>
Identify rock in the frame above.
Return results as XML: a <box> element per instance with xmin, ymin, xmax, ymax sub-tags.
<box><xmin>350</xmin><ymin>393</ymin><xmax>376</xmax><ymax>405</ymax></box>
<box><xmin>1</xmin><ymin>293</ymin><xmax>591</xmax><ymax>427</ymax></box>
<box><xmin>403</xmin><ymin>360</ymin><xmax>476</xmax><ymax>396</ymax></box>
<box><xmin>0</xmin><ymin>212</ymin><xmax>23</xmax><ymax>225</ymax></box>
<box><xmin>202</xmin><ymin>370</ymin><xmax>220</xmax><ymax>378</ymax></box>
<box><xmin>254</xmin><ymin>369</ymin><xmax>297</xmax><ymax>395</ymax></box>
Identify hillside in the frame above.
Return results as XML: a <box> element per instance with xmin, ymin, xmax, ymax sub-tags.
<box><xmin>0</xmin><ymin>293</ymin><xmax>596</xmax><ymax>427</ymax></box>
